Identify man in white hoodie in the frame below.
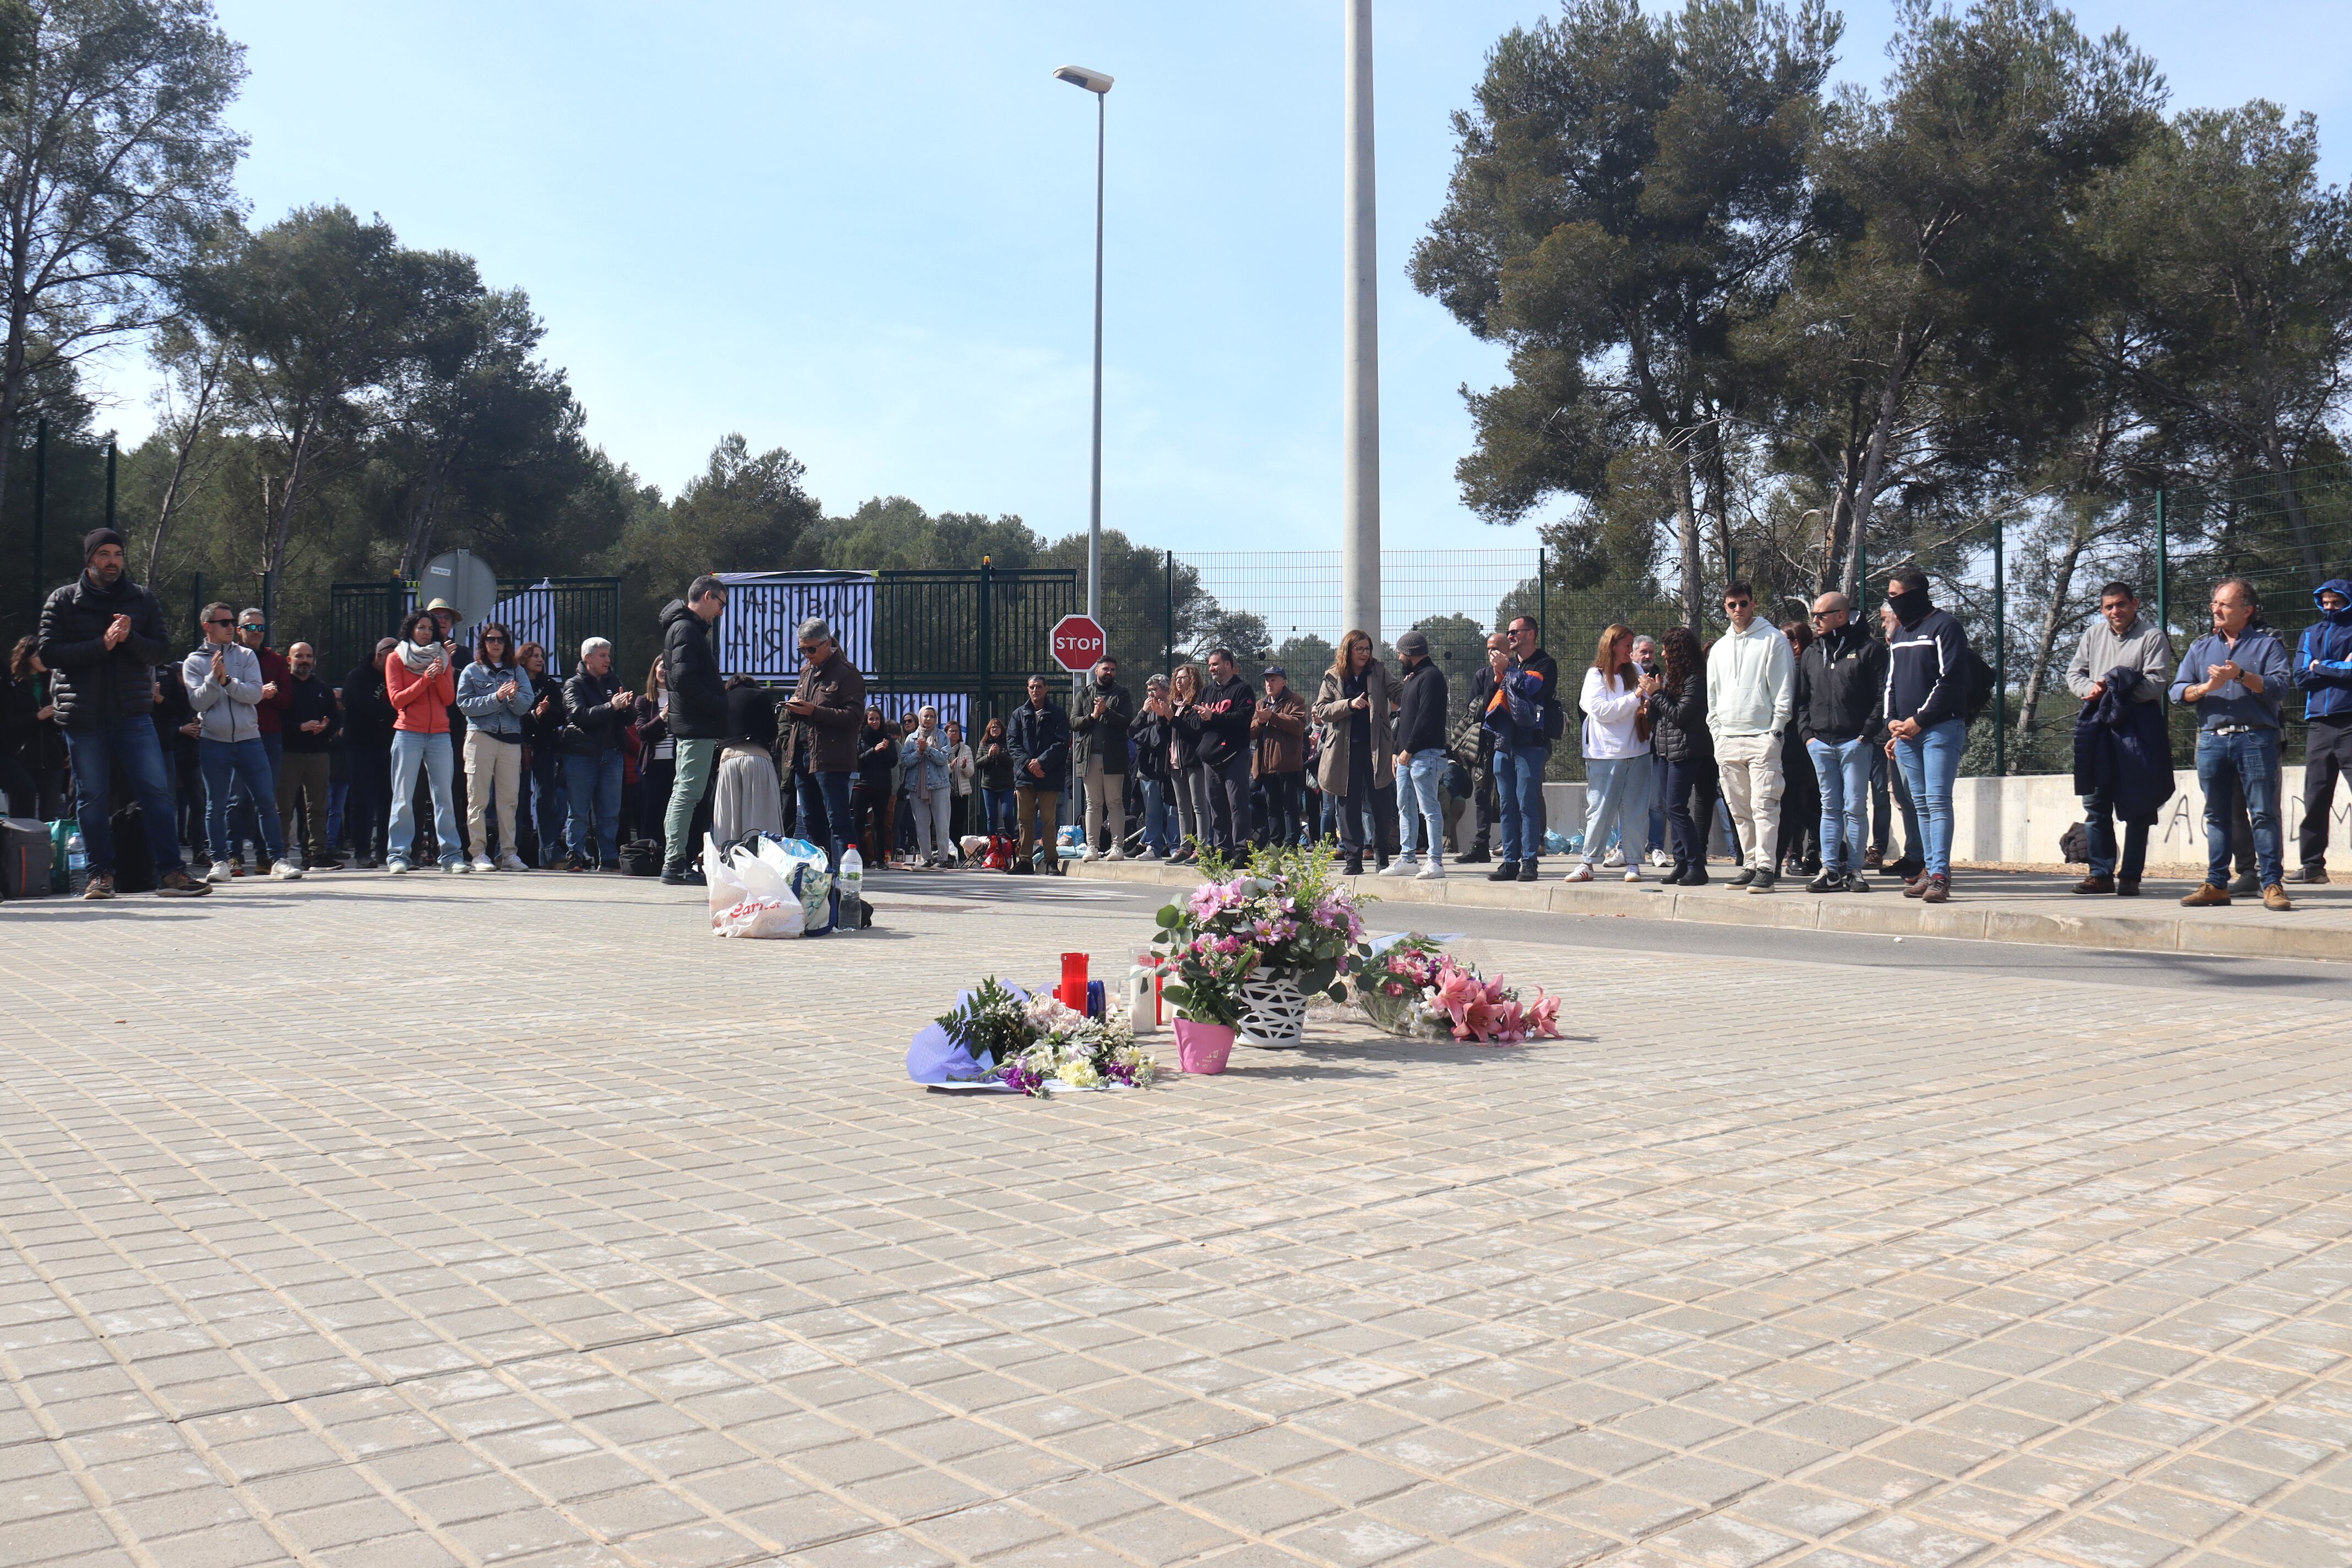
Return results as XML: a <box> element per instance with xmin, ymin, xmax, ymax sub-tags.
<box><xmin>1705</xmin><ymin>581</ymin><xmax>1795</xmax><ymax>892</ymax></box>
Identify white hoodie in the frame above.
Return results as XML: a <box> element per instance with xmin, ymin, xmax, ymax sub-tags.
<box><xmin>1580</xmin><ymin>667</ymin><xmax>1649</xmax><ymax>759</ymax></box>
<box><xmin>1705</xmin><ymin>618</ymin><xmax>1794</xmax><ymax>740</ymax></box>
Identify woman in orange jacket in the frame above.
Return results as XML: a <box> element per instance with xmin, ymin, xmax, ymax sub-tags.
<box><xmin>384</xmin><ymin>608</ymin><xmax>464</xmax><ymax>873</ymax></box>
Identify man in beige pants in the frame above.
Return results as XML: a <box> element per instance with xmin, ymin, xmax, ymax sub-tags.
<box><xmin>1706</xmin><ymin>581</ymin><xmax>1795</xmax><ymax>893</ymax></box>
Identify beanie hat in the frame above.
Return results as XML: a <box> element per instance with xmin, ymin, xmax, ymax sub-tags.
<box><xmin>83</xmin><ymin>526</ymin><xmax>124</xmax><ymax>562</ymax></box>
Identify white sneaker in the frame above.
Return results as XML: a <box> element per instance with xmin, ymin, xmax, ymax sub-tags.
<box><xmin>498</xmin><ymin>853</ymin><xmax>527</xmax><ymax>872</ymax></box>
<box><xmin>1107</xmin><ymin>847</ymin><xmax>1129</xmax><ymax>861</ymax></box>
<box><xmin>1564</xmin><ymin>864</ymin><xmax>1594</xmax><ymax>882</ymax></box>
<box><xmin>1623</xmin><ymin>866</ymin><xmax>1641</xmax><ymax>883</ymax></box>
<box><xmin>387</xmin><ymin>858</ymin><xmax>410</xmax><ymax>875</ymax></box>
<box><xmin>1415</xmin><ymin>862</ymin><xmax>1446</xmax><ymax>881</ymax></box>
<box><xmin>470</xmin><ymin>855</ymin><xmax>496</xmax><ymax>873</ymax></box>
<box><xmin>1080</xmin><ymin>847</ymin><xmax>1101</xmax><ymax>862</ymax></box>
<box><xmin>445</xmin><ymin>860</ymin><xmax>469</xmax><ymax>874</ymax></box>
<box><xmin>1647</xmin><ymin>848</ymin><xmax>1674</xmax><ymax>868</ymax></box>
<box><xmin>1378</xmin><ymin>858</ymin><xmax>1418</xmax><ymax>878</ymax></box>
<box><xmin>269</xmin><ymin>861</ymin><xmax>302</xmax><ymax>881</ymax></box>
<box><xmin>204</xmin><ymin>861</ymin><xmax>231</xmax><ymax>884</ymax></box>
<box><xmin>1601</xmin><ymin>848</ymin><xmax>1625</xmax><ymax>868</ymax></box>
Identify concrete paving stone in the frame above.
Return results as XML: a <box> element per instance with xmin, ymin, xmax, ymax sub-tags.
<box><xmin>1275</xmin><ymin>1513</ymin><xmax>1433</xmax><ymax>1568</ymax></box>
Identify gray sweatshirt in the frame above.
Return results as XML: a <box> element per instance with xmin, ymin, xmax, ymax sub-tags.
<box><xmin>183</xmin><ymin>641</ymin><xmax>267</xmax><ymax>743</ymax></box>
<box><xmin>2065</xmin><ymin>616</ymin><xmax>2175</xmax><ymax>703</ymax></box>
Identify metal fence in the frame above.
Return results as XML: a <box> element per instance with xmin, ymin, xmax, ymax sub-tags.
<box><xmin>326</xmin><ymin>578</ymin><xmax>622</xmax><ymax>682</ymax></box>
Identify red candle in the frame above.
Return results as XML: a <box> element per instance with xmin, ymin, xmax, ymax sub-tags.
<box><xmin>1059</xmin><ymin>952</ymin><xmax>1089</xmax><ymax>1011</ymax></box>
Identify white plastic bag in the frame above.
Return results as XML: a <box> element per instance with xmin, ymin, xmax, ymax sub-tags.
<box><xmin>712</xmin><ymin>896</ymin><xmax>804</xmax><ymax>938</ymax></box>
<box><xmin>706</xmin><ymin>834</ymin><xmax>747</xmax><ymax>925</ymax></box>
<box><xmin>758</xmin><ymin>835</ymin><xmax>832</xmax><ymax>934</ymax></box>
<box><xmin>730</xmin><ymin>841</ymin><xmax>797</xmax><ymax>906</ymax></box>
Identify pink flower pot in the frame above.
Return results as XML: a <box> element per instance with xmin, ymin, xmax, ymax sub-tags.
<box><xmin>1174</xmin><ymin>1019</ymin><xmax>1234</xmax><ymax>1075</ymax></box>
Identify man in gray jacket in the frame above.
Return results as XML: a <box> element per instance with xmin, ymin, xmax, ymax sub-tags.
<box><xmin>184</xmin><ymin>601</ymin><xmax>298</xmax><ymax>882</ymax></box>
<box><xmin>2065</xmin><ymin>581</ymin><xmax>2175</xmax><ymax>894</ymax></box>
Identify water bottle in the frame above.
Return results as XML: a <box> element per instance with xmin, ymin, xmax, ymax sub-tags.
<box><xmin>66</xmin><ymin>829</ymin><xmax>87</xmax><ymax>892</ymax></box>
<box><xmin>836</xmin><ymin>846</ymin><xmax>863</xmax><ymax>935</ymax></box>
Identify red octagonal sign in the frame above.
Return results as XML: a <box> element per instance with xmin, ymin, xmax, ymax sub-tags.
<box><xmin>1050</xmin><ymin>614</ymin><xmax>1108</xmax><ymax>672</ymax></box>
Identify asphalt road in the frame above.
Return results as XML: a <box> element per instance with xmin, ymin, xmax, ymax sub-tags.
<box><xmin>864</xmin><ymin>869</ymin><xmax>2352</xmax><ymax>998</ymax></box>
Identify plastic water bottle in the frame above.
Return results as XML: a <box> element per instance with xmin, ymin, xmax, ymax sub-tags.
<box><xmin>836</xmin><ymin>846</ymin><xmax>863</xmax><ymax>935</ymax></box>
<box><xmin>66</xmin><ymin>830</ymin><xmax>86</xmax><ymax>892</ymax></box>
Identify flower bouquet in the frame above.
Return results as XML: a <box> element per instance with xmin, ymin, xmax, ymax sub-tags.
<box><xmin>1153</xmin><ymin>843</ymin><xmax>1370</xmax><ymax>999</ymax></box>
<box><xmin>1153</xmin><ymin>935</ymin><xmax>1257</xmax><ymax>1074</ymax></box>
<box><xmin>914</xmin><ymin>977</ymin><xmax>1159</xmax><ymax>1097</ymax></box>
<box><xmin>1352</xmin><ymin>935</ymin><xmax>1560</xmax><ymax>1046</ymax></box>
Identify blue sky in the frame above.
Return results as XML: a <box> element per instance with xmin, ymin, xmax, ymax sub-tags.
<box><xmin>88</xmin><ymin>1</ymin><xmax>2352</xmax><ymax>557</ymax></box>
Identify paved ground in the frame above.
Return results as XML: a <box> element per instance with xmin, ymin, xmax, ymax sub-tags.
<box><xmin>3</xmin><ymin>868</ymin><xmax>2350</xmax><ymax>1568</ymax></box>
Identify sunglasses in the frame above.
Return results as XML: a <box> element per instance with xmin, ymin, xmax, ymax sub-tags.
<box><xmin>1723</xmin><ymin>601</ymin><xmax>1753</xmax><ymax>611</ymax></box>
<box><xmin>206</xmin><ymin>618</ymin><xmax>234</xmax><ymax>627</ymax></box>
<box><xmin>482</xmin><ymin>636</ymin><xmax>506</xmax><ymax>644</ymax></box>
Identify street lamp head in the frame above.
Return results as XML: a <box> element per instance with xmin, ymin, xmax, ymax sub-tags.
<box><xmin>1053</xmin><ymin>64</ymin><xmax>1113</xmax><ymax>95</ymax></box>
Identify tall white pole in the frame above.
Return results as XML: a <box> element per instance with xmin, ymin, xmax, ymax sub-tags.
<box><xmin>1341</xmin><ymin>0</ymin><xmax>1381</xmax><ymax>643</ymax></box>
<box><xmin>1087</xmin><ymin>91</ymin><xmax>1105</xmax><ymax>627</ymax></box>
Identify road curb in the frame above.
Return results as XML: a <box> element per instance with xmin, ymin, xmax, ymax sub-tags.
<box><xmin>1064</xmin><ymin>859</ymin><xmax>2348</xmax><ymax>962</ymax></box>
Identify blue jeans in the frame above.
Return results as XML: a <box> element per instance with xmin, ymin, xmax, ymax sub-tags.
<box><xmin>199</xmin><ymin>737</ymin><xmax>285</xmax><ymax>866</ymax></box>
<box><xmin>979</xmin><ymin>786</ymin><xmax>1016</xmax><ymax>837</ymax></box>
<box><xmin>1579</xmin><ymin>754</ymin><xmax>1651</xmax><ymax>866</ymax></box>
<box><xmin>795</xmin><ymin>769</ymin><xmax>855</xmax><ymax>870</ymax></box>
<box><xmin>61</xmin><ymin>717</ymin><xmax>188</xmax><ymax>877</ymax></box>
<box><xmin>1494</xmin><ymin>741</ymin><xmax>1549</xmax><ymax>862</ymax></box>
<box><xmin>391</xmin><ymin>731</ymin><xmax>461</xmax><ymax>866</ymax></box>
<box><xmin>2195</xmin><ymin>729</ymin><xmax>2283</xmax><ymax>889</ymax></box>
<box><xmin>1892</xmin><ymin>719</ymin><xmax>1966</xmax><ymax>880</ymax></box>
<box><xmin>563</xmin><ymin>749</ymin><xmax>624</xmax><ymax>865</ymax></box>
<box><xmin>1806</xmin><ymin>737</ymin><xmax>1874</xmax><ymax>874</ymax></box>
<box><xmin>228</xmin><ymin>729</ymin><xmax>282</xmax><ymax>862</ymax></box>
<box><xmin>1139</xmin><ymin>777</ymin><xmax>1173</xmax><ymax>854</ymax></box>
<box><xmin>1396</xmin><ymin>749</ymin><xmax>1447</xmax><ymax>862</ymax></box>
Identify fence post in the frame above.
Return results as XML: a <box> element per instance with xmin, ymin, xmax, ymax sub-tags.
<box><xmin>1992</xmin><ymin>518</ymin><xmax>2006</xmax><ymax>776</ymax></box>
<box><xmin>1164</xmin><ymin>549</ymin><xmax>1175</xmax><ymax>677</ymax></box>
<box><xmin>977</xmin><ymin>556</ymin><xmax>993</xmax><ymax>724</ymax></box>
<box><xmin>2153</xmin><ymin>488</ymin><xmax>2169</xmax><ymax>649</ymax></box>
<box><xmin>105</xmin><ymin>437</ymin><xmax>116</xmax><ymax>531</ymax></box>
<box><xmin>1537</xmin><ymin>547</ymin><xmax>1546</xmax><ymax>649</ymax></box>
<box><xmin>31</xmin><ymin>418</ymin><xmax>45</xmax><ymax>604</ymax></box>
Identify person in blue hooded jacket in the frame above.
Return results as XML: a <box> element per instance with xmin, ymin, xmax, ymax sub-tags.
<box><xmin>2294</xmin><ymin>578</ymin><xmax>2352</xmax><ymax>882</ymax></box>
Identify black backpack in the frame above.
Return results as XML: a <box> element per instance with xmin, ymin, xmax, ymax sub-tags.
<box><xmin>618</xmin><ymin>839</ymin><xmax>663</xmax><ymax>876</ymax></box>
<box><xmin>1964</xmin><ymin>649</ymin><xmax>1999</xmax><ymax>723</ymax></box>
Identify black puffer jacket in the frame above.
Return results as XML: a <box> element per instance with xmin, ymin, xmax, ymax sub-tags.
<box><xmin>560</xmin><ymin>667</ymin><xmax>633</xmax><ymax>756</ymax></box>
<box><xmin>37</xmin><ymin>573</ymin><xmax>173</xmax><ymax>728</ymax></box>
<box><xmin>659</xmin><ymin>600</ymin><xmax>728</xmax><ymax>739</ymax></box>
<box><xmin>1648</xmin><ymin>677</ymin><xmax>1712</xmax><ymax>764</ymax></box>
<box><xmin>1796</xmin><ymin>622</ymin><xmax>1888</xmax><ymax>745</ymax></box>
<box><xmin>341</xmin><ymin>660</ymin><xmax>398</xmax><ymax>750</ymax></box>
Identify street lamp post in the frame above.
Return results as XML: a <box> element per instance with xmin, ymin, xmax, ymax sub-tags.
<box><xmin>1053</xmin><ymin>64</ymin><xmax>1113</xmax><ymax>639</ymax></box>
<box><xmin>1342</xmin><ymin>0</ymin><xmax>1380</xmax><ymax>644</ymax></box>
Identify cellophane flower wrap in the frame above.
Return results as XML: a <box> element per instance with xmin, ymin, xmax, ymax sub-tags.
<box><xmin>1152</xmin><ymin>844</ymin><xmax>1370</xmax><ymax>1001</ymax></box>
<box><xmin>1353</xmin><ymin>935</ymin><xmax>1560</xmax><ymax>1046</ymax></box>
<box><xmin>930</xmin><ymin>977</ymin><xmax>1158</xmax><ymax>1097</ymax></box>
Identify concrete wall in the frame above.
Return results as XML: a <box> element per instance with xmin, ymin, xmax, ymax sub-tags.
<box><xmin>1513</xmin><ymin>767</ymin><xmax>2340</xmax><ymax>870</ymax></box>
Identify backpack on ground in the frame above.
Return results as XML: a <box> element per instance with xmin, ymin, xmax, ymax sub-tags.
<box><xmin>618</xmin><ymin>839</ymin><xmax>663</xmax><ymax>876</ymax></box>
<box><xmin>111</xmin><ymin>803</ymin><xmax>156</xmax><ymax>894</ymax></box>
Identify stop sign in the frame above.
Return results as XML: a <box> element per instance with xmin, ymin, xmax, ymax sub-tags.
<box><xmin>1050</xmin><ymin>614</ymin><xmax>1108</xmax><ymax>672</ymax></box>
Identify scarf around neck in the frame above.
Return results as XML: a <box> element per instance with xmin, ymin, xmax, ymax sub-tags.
<box><xmin>396</xmin><ymin>640</ymin><xmax>444</xmax><ymax>674</ymax></box>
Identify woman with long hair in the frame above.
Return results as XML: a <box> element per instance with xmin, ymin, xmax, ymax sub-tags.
<box><xmin>711</xmin><ymin>674</ymin><xmax>785</xmax><ymax>847</ymax></box>
<box><xmin>635</xmin><ymin>654</ymin><xmax>674</xmax><ymax>843</ymax></box>
<box><xmin>1566</xmin><ymin>623</ymin><xmax>1658</xmax><ymax>883</ymax></box>
<box><xmin>1</xmin><ymin>634</ymin><xmax>62</xmax><ymax>820</ymax></box>
<box><xmin>851</xmin><ymin>705</ymin><xmax>897</xmax><ymax>864</ymax></box>
<box><xmin>515</xmin><ymin>640</ymin><xmax>564</xmax><ymax>864</ymax></box>
<box><xmin>1651</xmin><ymin>625</ymin><xmax>1715</xmax><ymax>885</ymax></box>
<box><xmin>455</xmin><ymin>621</ymin><xmax>533</xmax><ymax>871</ymax></box>
<box><xmin>1776</xmin><ymin>619</ymin><xmax>1822</xmax><ymax>877</ymax></box>
<box><xmin>1159</xmin><ymin>662</ymin><xmax>1210</xmax><ymax>864</ymax></box>
<box><xmin>1314</xmin><ymin>630</ymin><xmax>1393</xmax><ymax>875</ymax></box>
<box><xmin>975</xmin><ymin>715</ymin><xmax>1015</xmax><ymax>837</ymax></box>
<box><xmin>385</xmin><ymin>608</ymin><xmax>463</xmax><ymax>873</ymax></box>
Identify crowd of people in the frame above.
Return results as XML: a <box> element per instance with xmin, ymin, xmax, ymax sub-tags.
<box><xmin>13</xmin><ymin>528</ymin><xmax>2351</xmax><ymax>913</ymax></box>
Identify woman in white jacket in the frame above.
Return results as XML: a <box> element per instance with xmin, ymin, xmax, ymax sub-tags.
<box><xmin>1566</xmin><ymin>623</ymin><xmax>1658</xmax><ymax>883</ymax></box>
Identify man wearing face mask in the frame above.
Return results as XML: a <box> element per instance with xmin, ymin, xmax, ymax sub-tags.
<box><xmin>2293</xmin><ymin>579</ymin><xmax>2352</xmax><ymax>883</ymax></box>
<box><xmin>1880</xmin><ymin>567</ymin><xmax>1972</xmax><ymax>903</ymax></box>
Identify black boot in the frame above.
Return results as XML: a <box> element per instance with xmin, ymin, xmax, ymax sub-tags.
<box><xmin>1487</xmin><ymin>861</ymin><xmax>1520</xmax><ymax>881</ymax></box>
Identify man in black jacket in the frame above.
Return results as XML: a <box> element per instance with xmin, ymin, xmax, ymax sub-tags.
<box><xmin>1385</xmin><ymin>629</ymin><xmax>1451</xmax><ymax>879</ymax></box>
<box><xmin>1457</xmin><ymin>633</ymin><xmax>1505</xmax><ymax>862</ymax></box>
<box><xmin>658</xmin><ymin>575</ymin><xmax>729</xmax><ymax>884</ymax></box>
<box><xmin>35</xmin><ymin>529</ymin><xmax>209</xmax><ymax>898</ymax></box>
<box><xmin>1197</xmin><ymin>647</ymin><xmax>1257</xmax><ymax>853</ymax></box>
<box><xmin>1008</xmin><ymin>674</ymin><xmax>1071</xmax><ymax>871</ymax></box>
<box><xmin>340</xmin><ymin>640</ymin><xmax>399</xmax><ymax>867</ymax></box>
<box><xmin>1489</xmin><ymin>616</ymin><xmax>1560</xmax><ymax>882</ymax></box>
<box><xmin>1796</xmin><ymin>593</ymin><xmax>1887</xmax><ymax>892</ymax></box>
<box><xmin>562</xmin><ymin>638</ymin><xmax>634</xmax><ymax>871</ymax></box>
<box><xmin>1881</xmin><ymin>567</ymin><xmax>1973</xmax><ymax>902</ymax></box>
<box><xmin>1071</xmin><ymin>656</ymin><xmax>1133</xmax><ymax>861</ymax></box>
<box><xmin>275</xmin><ymin>643</ymin><xmax>344</xmax><ymax>870</ymax></box>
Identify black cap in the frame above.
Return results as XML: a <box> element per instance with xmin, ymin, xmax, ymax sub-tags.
<box><xmin>1395</xmin><ymin>629</ymin><xmax>1430</xmax><ymax>657</ymax></box>
<box><xmin>1262</xmin><ymin>664</ymin><xmax>1286</xmax><ymax>679</ymax></box>
<box><xmin>83</xmin><ymin>526</ymin><xmax>125</xmax><ymax>562</ymax></box>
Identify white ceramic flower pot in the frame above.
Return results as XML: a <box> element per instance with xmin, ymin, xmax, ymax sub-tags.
<box><xmin>1237</xmin><ymin>974</ymin><xmax>1309</xmax><ymax>1047</ymax></box>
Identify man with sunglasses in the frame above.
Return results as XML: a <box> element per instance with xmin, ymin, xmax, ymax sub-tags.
<box><xmin>184</xmin><ymin>602</ymin><xmax>298</xmax><ymax>883</ymax></box>
<box><xmin>1485</xmin><ymin>616</ymin><xmax>1558</xmax><ymax>881</ymax></box>
<box><xmin>1795</xmin><ymin>593</ymin><xmax>1886</xmax><ymax>892</ymax></box>
<box><xmin>1706</xmin><ymin>581</ymin><xmax>1795</xmax><ymax>892</ymax></box>
<box><xmin>36</xmin><ymin>527</ymin><xmax>211</xmax><ymax>897</ymax></box>
<box><xmin>223</xmin><ymin>608</ymin><xmax>288</xmax><ymax>874</ymax></box>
